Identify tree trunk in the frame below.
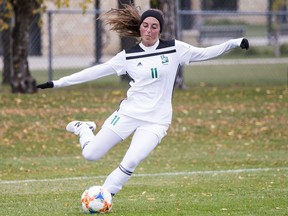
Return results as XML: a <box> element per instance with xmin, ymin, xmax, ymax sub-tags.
<box><xmin>156</xmin><ymin>0</ymin><xmax>177</xmax><ymax>40</ymax></box>
<box><xmin>10</xmin><ymin>0</ymin><xmax>38</xmax><ymax>93</ymax></box>
<box><xmin>152</xmin><ymin>0</ymin><xmax>185</xmax><ymax>89</ymax></box>
<box><xmin>0</xmin><ymin>1</ymin><xmax>13</xmax><ymax>85</ymax></box>
<box><xmin>2</xmin><ymin>27</ymin><xmax>12</xmax><ymax>85</ymax></box>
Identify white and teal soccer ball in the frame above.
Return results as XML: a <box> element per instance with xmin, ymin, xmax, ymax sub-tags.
<box><xmin>81</xmin><ymin>186</ymin><xmax>113</xmax><ymax>214</ymax></box>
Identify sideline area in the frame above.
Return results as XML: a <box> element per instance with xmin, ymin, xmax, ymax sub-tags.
<box><xmin>1</xmin><ymin>167</ymin><xmax>287</xmax><ymax>185</ymax></box>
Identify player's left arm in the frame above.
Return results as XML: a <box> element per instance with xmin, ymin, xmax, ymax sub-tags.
<box><xmin>187</xmin><ymin>38</ymin><xmax>249</xmax><ymax>62</ymax></box>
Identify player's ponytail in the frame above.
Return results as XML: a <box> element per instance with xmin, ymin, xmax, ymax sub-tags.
<box><xmin>100</xmin><ymin>4</ymin><xmax>141</xmax><ymax>38</ymax></box>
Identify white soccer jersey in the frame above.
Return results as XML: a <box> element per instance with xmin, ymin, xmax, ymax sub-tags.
<box><xmin>53</xmin><ymin>38</ymin><xmax>243</xmax><ymax>124</ymax></box>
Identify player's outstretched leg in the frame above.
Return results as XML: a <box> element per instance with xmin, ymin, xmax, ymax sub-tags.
<box><xmin>66</xmin><ymin>121</ymin><xmax>96</xmax><ymax>135</ymax></box>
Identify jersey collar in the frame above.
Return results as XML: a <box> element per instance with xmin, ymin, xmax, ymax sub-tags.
<box><xmin>139</xmin><ymin>40</ymin><xmax>160</xmax><ymax>52</ymax></box>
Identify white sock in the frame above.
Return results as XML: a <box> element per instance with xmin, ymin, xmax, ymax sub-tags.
<box><xmin>79</xmin><ymin>127</ymin><xmax>95</xmax><ymax>150</ymax></box>
<box><xmin>102</xmin><ymin>165</ymin><xmax>132</xmax><ymax>195</ymax></box>
<box><xmin>102</xmin><ymin>129</ymin><xmax>159</xmax><ymax>195</ymax></box>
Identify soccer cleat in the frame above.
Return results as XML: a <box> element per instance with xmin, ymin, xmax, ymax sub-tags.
<box><xmin>66</xmin><ymin>121</ymin><xmax>96</xmax><ymax>135</ymax></box>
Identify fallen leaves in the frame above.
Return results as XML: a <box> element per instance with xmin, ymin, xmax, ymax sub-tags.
<box><xmin>173</xmin><ymin>96</ymin><xmax>287</xmax><ymax>141</ymax></box>
<box><xmin>1</xmin><ymin>85</ymin><xmax>287</xmax><ymax>162</ymax></box>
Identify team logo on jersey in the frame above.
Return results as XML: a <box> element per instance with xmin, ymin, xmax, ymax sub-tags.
<box><xmin>137</xmin><ymin>62</ymin><xmax>143</xmax><ymax>67</ymax></box>
<box><xmin>161</xmin><ymin>55</ymin><xmax>169</xmax><ymax>65</ymax></box>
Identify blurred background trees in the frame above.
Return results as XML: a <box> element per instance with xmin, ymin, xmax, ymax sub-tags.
<box><xmin>0</xmin><ymin>0</ymin><xmax>93</xmax><ymax>93</ymax></box>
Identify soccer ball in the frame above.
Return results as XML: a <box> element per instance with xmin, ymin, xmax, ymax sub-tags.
<box><xmin>81</xmin><ymin>186</ymin><xmax>113</xmax><ymax>214</ymax></box>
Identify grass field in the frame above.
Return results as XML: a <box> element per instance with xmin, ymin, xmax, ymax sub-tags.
<box><xmin>0</xmin><ymin>63</ymin><xmax>287</xmax><ymax>215</ymax></box>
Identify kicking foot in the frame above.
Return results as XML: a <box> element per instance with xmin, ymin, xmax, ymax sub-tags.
<box><xmin>66</xmin><ymin>121</ymin><xmax>96</xmax><ymax>135</ymax></box>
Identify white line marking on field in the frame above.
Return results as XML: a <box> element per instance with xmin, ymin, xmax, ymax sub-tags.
<box><xmin>1</xmin><ymin>167</ymin><xmax>287</xmax><ymax>185</ymax></box>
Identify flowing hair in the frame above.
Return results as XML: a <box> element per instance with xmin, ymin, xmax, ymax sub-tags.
<box><xmin>99</xmin><ymin>4</ymin><xmax>141</xmax><ymax>38</ymax></box>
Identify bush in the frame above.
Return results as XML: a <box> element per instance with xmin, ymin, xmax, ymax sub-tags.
<box><xmin>280</xmin><ymin>43</ymin><xmax>288</xmax><ymax>56</ymax></box>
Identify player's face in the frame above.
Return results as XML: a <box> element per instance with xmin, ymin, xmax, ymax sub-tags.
<box><xmin>140</xmin><ymin>17</ymin><xmax>161</xmax><ymax>47</ymax></box>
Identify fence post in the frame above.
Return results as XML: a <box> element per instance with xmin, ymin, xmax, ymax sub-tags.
<box><xmin>48</xmin><ymin>11</ymin><xmax>53</xmax><ymax>81</ymax></box>
<box><xmin>176</xmin><ymin>0</ymin><xmax>182</xmax><ymax>40</ymax></box>
<box><xmin>95</xmin><ymin>1</ymin><xmax>102</xmax><ymax>64</ymax></box>
<box><xmin>267</xmin><ymin>0</ymin><xmax>273</xmax><ymax>44</ymax></box>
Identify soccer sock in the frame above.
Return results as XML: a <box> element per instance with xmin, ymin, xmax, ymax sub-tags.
<box><xmin>102</xmin><ymin>129</ymin><xmax>160</xmax><ymax>194</ymax></box>
<box><xmin>79</xmin><ymin>127</ymin><xmax>95</xmax><ymax>150</ymax></box>
<box><xmin>102</xmin><ymin>164</ymin><xmax>133</xmax><ymax>195</ymax></box>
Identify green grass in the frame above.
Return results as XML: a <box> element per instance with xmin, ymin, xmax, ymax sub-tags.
<box><xmin>0</xmin><ymin>63</ymin><xmax>287</xmax><ymax>215</ymax></box>
<box><xmin>184</xmin><ymin>63</ymin><xmax>288</xmax><ymax>85</ymax></box>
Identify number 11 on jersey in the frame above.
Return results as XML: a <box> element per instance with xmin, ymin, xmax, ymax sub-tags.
<box><xmin>151</xmin><ymin>68</ymin><xmax>158</xmax><ymax>79</ymax></box>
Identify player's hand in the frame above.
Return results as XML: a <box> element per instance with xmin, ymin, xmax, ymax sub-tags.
<box><xmin>37</xmin><ymin>81</ymin><xmax>54</xmax><ymax>89</ymax></box>
<box><xmin>240</xmin><ymin>38</ymin><xmax>249</xmax><ymax>50</ymax></box>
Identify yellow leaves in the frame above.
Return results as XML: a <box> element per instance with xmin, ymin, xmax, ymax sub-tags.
<box><xmin>0</xmin><ymin>21</ymin><xmax>9</xmax><ymax>31</ymax></box>
<box><xmin>140</xmin><ymin>191</ymin><xmax>156</xmax><ymax>202</ymax></box>
<box><xmin>228</xmin><ymin>131</ymin><xmax>234</xmax><ymax>136</ymax></box>
<box><xmin>181</xmin><ymin>109</ymin><xmax>189</xmax><ymax>115</ymax></box>
<box><xmin>0</xmin><ymin>0</ymin><xmax>15</xmax><ymax>32</ymax></box>
<box><xmin>175</xmin><ymin>88</ymin><xmax>287</xmax><ymax>140</ymax></box>
<box><xmin>2</xmin><ymin>138</ymin><xmax>11</xmax><ymax>145</ymax></box>
<box><xmin>111</xmin><ymin>90</ymin><xmax>122</xmax><ymax>96</ymax></box>
<box><xmin>53</xmin><ymin>0</ymin><xmax>93</xmax><ymax>13</ymax></box>
<box><xmin>202</xmin><ymin>192</ymin><xmax>213</xmax><ymax>197</ymax></box>
<box><xmin>272</xmin><ymin>0</ymin><xmax>287</xmax><ymax>11</ymax></box>
<box><xmin>79</xmin><ymin>0</ymin><xmax>93</xmax><ymax>14</ymax></box>
<box><xmin>64</xmin><ymin>202</ymin><xmax>71</xmax><ymax>207</ymax></box>
<box><xmin>54</xmin><ymin>0</ymin><xmax>70</xmax><ymax>8</ymax></box>
<box><xmin>255</xmin><ymin>121</ymin><xmax>264</xmax><ymax>126</ymax></box>
<box><xmin>14</xmin><ymin>97</ymin><xmax>22</xmax><ymax>104</ymax></box>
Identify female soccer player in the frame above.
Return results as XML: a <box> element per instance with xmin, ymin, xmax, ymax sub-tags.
<box><xmin>37</xmin><ymin>5</ymin><xmax>249</xmax><ymax>196</ymax></box>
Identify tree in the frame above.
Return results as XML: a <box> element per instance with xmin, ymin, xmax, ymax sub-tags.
<box><xmin>0</xmin><ymin>0</ymin><xmax>41</xmax><ymax>93</ymax></box>
<box><xmin>151</xmin><ymin>0</ymin><xmax>184</xmax><ymax>89</ymax></box>
<box><xmin>267</xmin><ymin>0</ymin><xmax>288</xmax><ymax>56</ymax></box>
<box><xmin>10</xmin><ymin>0</ymin><xmax>41</xmax><ymax>93</ymax></box>
<box><xmin>0</xmin><ymin>0</ymin><xmax>92</xmax><ymax>93</ymax></box>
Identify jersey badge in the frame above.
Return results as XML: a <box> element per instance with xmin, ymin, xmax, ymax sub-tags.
<box><xmin>137</xmin><ymin>62</ymin><xmax>143</xmax><ymax>67</ymax></box>
<box><xmin>161</xmin><ymin>55</ymin><xmax>169</xmax><ymax>65</ymax></box>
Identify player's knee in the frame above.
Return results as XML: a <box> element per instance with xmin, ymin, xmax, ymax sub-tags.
<box><xmin>81</xmin><ymin>149</ymin><xmax>101</xmax><ymax>161</ymax></box>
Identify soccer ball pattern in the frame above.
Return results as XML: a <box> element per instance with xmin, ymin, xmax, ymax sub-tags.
<box><xmin>81</xmin><ymin>186</ymin><xmax>113</xmax><ymax>214</ymax></box>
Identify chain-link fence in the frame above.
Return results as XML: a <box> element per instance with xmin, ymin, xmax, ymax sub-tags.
<box><xmin>178</xmin><ymin>5</ymin><xmax>288</xmax><ymax>52</ymax></box>
<box><xmin>0</xmin><ymin>1</ymin><xmax>288</xmax><ymax>82</ymax></box>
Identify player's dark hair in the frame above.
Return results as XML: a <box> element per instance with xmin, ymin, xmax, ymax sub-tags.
<box><xmin>100</xmin><ymin>4</ymin><xmax>164</xmax><ymax>38</ymax></box>
<box><xmin>100</xmin><ymin>4</ymin><xmax>141</xmax><ymax>38</ymax></box>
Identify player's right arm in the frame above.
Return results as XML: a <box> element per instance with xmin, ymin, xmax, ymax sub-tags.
<box><xmin>37</xmin><ymin>51</ymin><xmax>126</xmax><ymax>89</ymax></box>
<box><xmin>37</xmin><ymin>64</ymin><xmax>116</xmax><ymax>89</ymax></box>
